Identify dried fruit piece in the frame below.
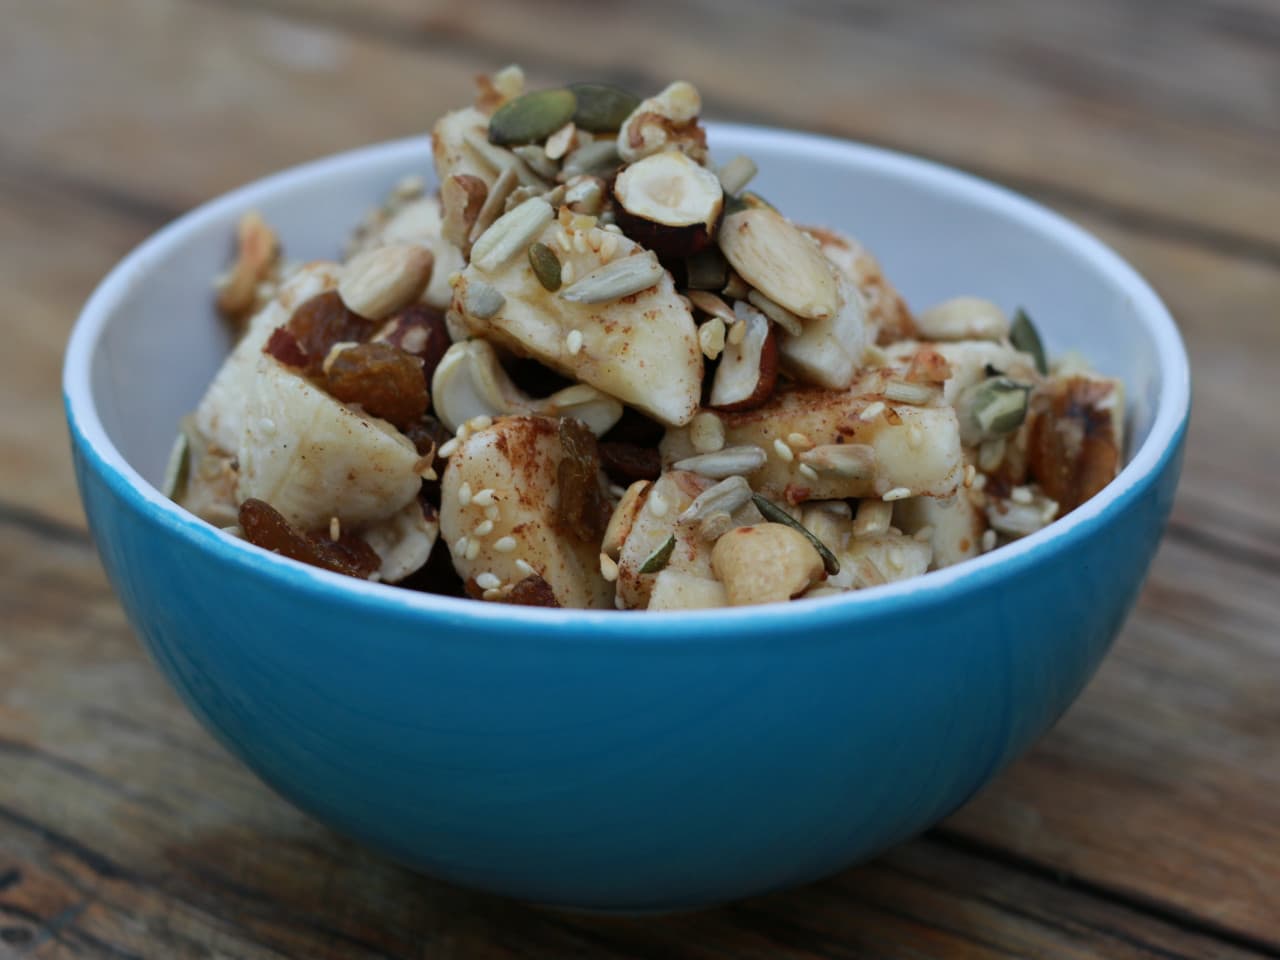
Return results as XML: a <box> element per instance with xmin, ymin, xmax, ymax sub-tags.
<box><xmin>238</xmin><ymin>498</ymin><xmax>380</xmax><ymax>579</ymax></box>
<box><xmin>488</xmin><ymin>88</ymin><xmax>578</xmax><ymax>145</ymax></box>
<box><xmin>709</xmin><ymin>301</ymin><xmax>778</xmax><ymax>411</ymax></box>
<box><xmin>324</xmin><ymin>342</ymin><xmax>429</xmax><ymax>430</ymax></box>
<box><xmin>556</xmin><ymin>417</ymin><xmax>612</xmax><ymax>542</ymax></box>
<box><xmin>599</xmin><ymin>441</ymin><xmax>662</xmax><ymax>484</ymax></box>
<box><xmin>718</xmin><ymin>207</ymin><xmax>838</xmax><ymax>321</ymax></box>
<box><xmin>281</xmin><ymin>291</ymin><xmax>373</xmax><ymax>375</ymax></box>
<box><xmin>528</xmin><ymin>241</ymin><xmax>562</xmax><ymax>291</ymax></box>
<box><xmin>613</xmin><ymin>151</ymin><xmax>724</xmax><ymax>257</ymax></box>
<box><xmin>505</xmin><ymin>573</ymin><xmax>561</xmax><ymax>607</ymax></box>
<box><xmin>1028</xmin><ymin>376</ymin><xmax>1122</xmax><ymax>513</ymax></box>
<box><xmin>373</xmin><ymin>304</ymin><xmax>451</xmax><ymax>389</ymax></box>
<box><xmin>1010</xmin><ymin>307</ymin><xmax>1048</xmax><ymax>374</ymax></box>
<box><xmin>569</xmin><ymin>82</ymin><xmax>641</xmax><ymax>132</ymax></box>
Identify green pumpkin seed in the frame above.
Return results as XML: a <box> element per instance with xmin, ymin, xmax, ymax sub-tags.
<box><xmin>684</xmin><ymin>248</ymin><xmax>729</xmax><ymax>291</ymax></box>
<box><xmin>569</xmin><ymin>82</ymin><xmax>640</xmax><ymax>132</ymax></box>
<box><xmin>751</xmin><ymin>494</ymin><xmax>841</xmax><ymax>576</ymax></box>
<box><xmin>161</xmin><ymin>428</ymin><xmax>191</xmax><ymax>501</ymax></box>
<box><xmin>488</xmin><ymin>88</ymin><xmax>577</xmax><ymax>146</ymax></box>
<box><xmin>964</xmin><ymin>377</ymin><xmax>1033</xmax><ymax>438</ymax></box>
<box><xmin>528</xmin><ymin>241</ymin><xmax>562</xmax><ymax>291</ymax></box>
<box><xmin>1010</xmin><ymin>307</ymin><xmax>1047</xmax><ymax>374</ymax></box>
<box><xmin>638</xmin><ymin>533</ymin><xmax>677</xmax><ymax>574</ymax></box>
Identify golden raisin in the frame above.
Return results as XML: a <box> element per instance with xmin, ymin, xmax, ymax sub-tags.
<box><xmin>376</xmin><ymin>304</ymin><xmax>451</xmax><ymax>389</ymax></box>
<box><xmin>238</xmin><ymin>498</ymin><xmax>380</xmax><ymax>579</ymax></box>
<box><xmin>324</xmin><ymin>342</ymin><xmax>428</xmax><ymax>430</ymax></box>
<box><xmin>556</xmin><ymin>417</ymin><xmax>611</xmax><ymax>542</ymax></box>
<box><xmin>284</xmin><ymin>291</ymin><xmax>373</xmax><ymax>375</ymax></box>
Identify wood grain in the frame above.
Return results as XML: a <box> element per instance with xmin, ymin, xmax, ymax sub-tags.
<box><xmin>3</xmin><ymin>0</ymin><xmax>1279</xmax><ymax>955</ymax></box>
<box><xmin>1</xmin><ymin>517</ymin><xmax>1274</xmax><ymax>960</ymax></box>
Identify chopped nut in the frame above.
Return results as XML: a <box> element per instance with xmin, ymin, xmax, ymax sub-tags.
<box><xmin>338</xmin><ymin>244</ymin><xmax>434</xmax><ymax>321</ymax></box>
<box><xmin>689</xmin><ymin>411</ymin><xmax>726</xmax><ymax>453</ymax></box>
<box><xmin>718</xmin><ymin>207</ymin><xmax>838</xmax><ymax>321</ymax></box>
<box><xmin>711</xmin><ymin>523</ymin><xmax>825</xmax><ymax>606</ymax></box>
<box><xmin>917</xmin><ymin>297</ymin><xmax>1009</xmax><ymax>342</ymax></box>
<box><xmin>441</xmin><ymin>174</ymin><xmax>488</xmax><ymax>249</ymax></box>
<box><xmin>215</xmin><ymin>211</ymin><xmax>280</xmax><ymax>320</ymax></box>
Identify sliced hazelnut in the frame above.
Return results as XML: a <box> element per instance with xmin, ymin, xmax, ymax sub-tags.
<box><xmin>612</xmin><ymin>151</ymin><xmax>724</xmax><ymax>258</ymax></box>
<box><xmin>717</xmin><ymin>207</ymin><xmax>839</xmax><ymax>322</ymax></box>
<box><xmin>708</xmin><ymin>301</ymin><xmax>778</xmax><ymax>411</ymax></box>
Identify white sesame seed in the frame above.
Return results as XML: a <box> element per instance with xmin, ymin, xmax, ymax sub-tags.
<box><xmin>798</xmin><ymin>463</ymin><xmax>819</xmax><ymax>482</ymax></box>
<box><xmin>515</xmin><ymin>558</ymin><xmax>535</xmax><ymax>576</ymax></box>
<box><xmin>860</xmin><ymin>401</ymin><xmax>886</xmax><ymax>422</ymax></box>
<box><xmin>258</xmin><ymin>417</ymin><xmax>276</xmax><ymax>435</ymax></box>
<box><xmin>465</xmin><ymin>539</ymin><xmax>481</xmax><ymax>561</ymax></box>
<box><xmin>475</xmin><ymin>571</ymin><xmax>501</xmax><ymax>590</ymax></box>
<box><xmin>493</xmin><ymin>536</ymin><xmax>517</xmax><ymax>553</ymax></box>
<box><xmin>472</xmin><ymin>487</ymin><xmax>496</xmax><ymax>507</ymax></box>
<box><xmin>484</xmin><ymin>504</ymin><xmax>500</xmax><ymax>522</ymax></box>
<box><xmin>786</xmin><ymin>432</ymin><xmax>812</xmax><ymax>451</ymax></box>
<box><xmin>599</xmin><ymin>553</ymin><xmax>619</xmax><ymax>582</ymax></box>
<box><xmin>773</xmin><ymin>438</ymin><xmax>795</xmax><ymax>462</ymax></box>
<box><xmin>604</xmin><ymin>223</ymin><xmax>623</xmax><ymax>234</ymax></box>
<box><xmin>888</xmin><ymin>546</ymin><xmax>905</xmax><ymax>570</ymax></box>
<box><xmin>964</xmin><ymin>464</ymin><xmax>976</xmax><ymax>488</ymax></box>
<box><xmin>600</xmin><ymin>232</ymin><xmax>618</xmax><ymax>261</ymax></box>
<box><xmin>468</xmin><ymin>415</ymin><xmax>494</xmax><ymax>431</ymax></box>
<box><xmin>556</xmin><ymin>229</ymin><xmax>572</xmax><ymax>251</ymax></box>
<box><xmin>561</xmin><ymin>260</ymin><xmax>575</xmax><ymax>284</ymax></box>
<box><xmin>690</xmin><ymin>411</ymin><xmax>725</xmax><ymax>453</ymax></box>
<box><xmin>482</xmin><ymin>587</ymin><xmax>503</xmax><ymax>601</ymax></box>
<box><xmin>328</xmin><ymin>517</ymin><xmax>341</xmax><ymax>542</ymax></box>
<box><xmin>573</xmin><ymin>232</ymin><xmax>589</xmax><ymax>254</ymax></box>
<box><xmin>982</xmin><ymin>529</ymin><xmax>997</xmax><ymax>552</ymax></box>
<box><xmin>473</xmin><ymin>519</ymin><xmax>494</xmax><ymax>537</ymax></box>
<box><xmin>972</xmin><ymin>473</ymin><xmax>988</xmax><ymax>491</ymax></box>
<box><xmin>453</xmin><ymin>537</ymin><xmax>469</xmax><ymax>555</ymax></box>
<box><xmin>914</xmin><ymin>525</ymin><xmax>935</xmax><ymax>542</ymax></box>
<box><xmin>882</xmin><ymin>486</ymin><xmax>912</xmax><ymax>501</ymax></box>
<box><xmin>457</xmin><ymin>482</ymin><xmax>473</xmax><ymax>506</ymax></box>
<box><xmin>438</xmin><ymin>438</ymin><xmax>460</xmax><ymax>458</ymax></box>
<box><xmin>566</xmin><ymin>329</ymin><xmax>584</xmax><ymax>355</ymax></box>
<box><xmin>1011</xmin><ymin>486</ymin><xmax>1034</xmax><ymax>504</ymax></box>
<box><xmin>906</xmin><ymin>425</ymin><xmax>923</xmax><ymax>449</ymax></box>
<box><xmin>648</xmin><ymin>491</ymin><xmax>670</xmax><ymax>518</ymax></box>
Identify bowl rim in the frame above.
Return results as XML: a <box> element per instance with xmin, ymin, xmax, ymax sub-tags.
<box><xmin>63</xmin><ymin>123</ymin><xmax>1190</xmax><ymax>637</ymax></box>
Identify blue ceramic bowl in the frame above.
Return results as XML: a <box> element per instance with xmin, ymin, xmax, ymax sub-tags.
<box><xmin>64</xmin><ymin>126</ymin><xmax>1189</xmax><ymax>912</ymax></box>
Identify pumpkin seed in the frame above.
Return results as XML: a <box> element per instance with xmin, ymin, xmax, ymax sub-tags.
<box><xmin>1010</xmin><ymin>307</ymin><xmax>1048</xmax><ymax>374</ymax></box>
<box><xmin>961</xmin><ymin>376</ymin><xmax>1033</xmax><ymax>439</ymax></box>
<box><xmin>560</xmin><ymin>252</ymin><xmax>664</xmax><ymax>304</ymax></box>
<box><xmin>569</xmin><ymin>82</ymin><xmax>641</xmax><ymax>132</ymax></box>
<box><xmin>684</xmin><ymin>247</ymin><xmax>729</xmax><ymax>291</ymax></box>
<box><xmin>528</xmin><ymin>241</ymin><xmax>562</xmax><ymax>291</ymax></box>
<box><xmin>638</xmin><ymin>533</ymin><xmax>677</xmax><ymax>574</ymax></box>
<box><xmin>161</xmin><ymin>427</ymin><xmax>191</xmax><ymax>500</ymax></box>
<box><xmin>488</xmin><ymin>88</ymin><xmax>578</xmax><ymax>146</ymax></box>
<box><xmin>751</xmin><ymin>494</ymin><xmax>841</xmax><ymax>576</ymax></box>
<box><xmin>560</xmin><ymin>140</ymin><xmax>622</xmax><ymax>179</ymax></box>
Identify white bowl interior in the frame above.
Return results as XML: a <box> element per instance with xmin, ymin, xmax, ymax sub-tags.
<box><xmin>79</xmin><ymin>126</ymin><xmax>1180</xmax><ymax>541</ymax></box>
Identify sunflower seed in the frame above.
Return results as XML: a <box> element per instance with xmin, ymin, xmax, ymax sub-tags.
<box><xmin>716</xmin><ymin>155</ymin><xmax>758</xmax><ymax>195</ymax></box>
<box><xmin>528</xmin><ymin>241</ymin><xmax>562</xmax><ymax>291</ymax></box>
<box><xmin>471</xmin><ymin>197</ymin><xmax>555</xmax><ymax>273</ymax></box>
<box><xmin>512</xmin><ymin>144</ymin><xmax>560</xmax><ymax>181</ymax></box>
<box><xmin>468</xmin><ymin>165</ymin><xmax>519</xmax><ymax>244</ymax></box>
<box><xmin>560</xmin><ymin>139</ymin><xmax>621</xmax><ymax>179</ymax></box>
<box><xmin>883</xmin><ymin>379</ymin><xmax>938</xmax><ymax>405</ymax></box>
<box><xmin>672</xmin><ymin>445</ymin><xmax>767</xmax><ymax>478</ymax></box>
<box><xmin>560</xmin><ymin>252</ymin><xmax>663</xmax><ymax>303</ymax></box>
<box><xmin>799</xmin><ymin>443</ymin><xmax>877</xmax><ymax>478</ymax></box>
<box><xmin>677</xmin><ymin>476</ymin><xmax>753</xmax><ymax>529</ymax></box>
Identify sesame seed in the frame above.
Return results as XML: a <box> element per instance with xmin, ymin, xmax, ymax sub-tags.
<box><xmin>454</xmin><ymin>537</ymin><xmax>469</xmax><ymax>555</ymax></box>
<box><xmin>515</xmin><ymin>558</ymin><xmax>535</xmax><ymax>576</ymax></box>
<box><xmin>438</xmin><ymin>438</ymin><xmax>459</xmax><ymax>458</ymax></box>
<box><xmin>798</xmin><ymin>463</ymin><xmax>819</xmax><ymax>482</ymax></box>
<box><xmin>882</xmin><ymin>486</ymin><xmax>912</xmax><ymax>501</ymax></box>
<box><xmin>690</xmin><ymin>411</ymin><xmax>725</xmax><ymax>453</ymax></box>
<box><xmin>561</xmin><ymin>260</ymin><xmax>575</xmax><ymax>284</ymax></box>
<box><xmin>787</xmin><ymin>432</ymin><xmax>812</xmax><ymax>450</ymax></box>
<box><xmin>963</xmin><ymin>464</ymin><xmax>976</xmax><ymax>488</ymax></box>
<box><xmin>604</xmin><ymin>223</ymin><xmax>623</xmax><ymax>234</ymax></box>
<box><xmin>566</xmin><ymin>329</ymin><xmax>584</xmax><ymax>355</ymax></box>
<box><xmin>727</xmin><ymin>319</ymin><xmax>747</xmax><ymax>345</ymax></box>
<box><xmin>648</xmin><ymin>491</ymin><xmax>670</xmax><ymax>518</ymax></box>
<box><xmin>773</xmin><ymin>438</ymin><xmax>795</xmax><ymax>462</ymax></box>
<box><xmin>914</xmin><ymin>525</ymin><xmax>935</xmax><ymax>542</ymax></box>
<box><xmin>484</xmin><ymin>504</ymin><xmax>500</xmax><ymax>521</ymax></box>
<box><xmin>457</xmin><ymin>482</ymin><xmax>473</xmax><ymax>506</ymax></box>
<box><xmin>982</xmin><ymin>529</ymin><xmax>997</xmax><ymax>553</ymax></box>
<box><xmin>328</xmin><ymin>517</ymin><xmax>341</xmax><ymax>542</ymax></box>
<box><xmin>556</xmin><ymin>229</ymin><xmax>572</xmax><ymax>251</ymax></box>
<box><xmin>888</xmin><ymin>546</ymin><xmax>905</xmax><ymax>570</ymax></box>
<box><xmin>482</xmin><ymin>588</ymin><xmax>503</xmax><ymax>601</ymax></box>
<box><xmin>600</xmin><ymin>232</ymin><xmax>618</xmax><ymax>261</ymax></box>
<box><xmin>599</xmin><ymin>553</ymin><xmax>619</xmax><ymax>582</ymax></box>
<box><xmin>475</xmin><ymin>572</ymin><xmax>501</xmax><ymax>590</ymax></box>
<box><xmin>860</xmin><ymin>401</ymin><xmax>886</xmax><ymax>422</ymax></box>
<box><xmin>258</xmin><ymin>417</ymin><xmax>276</xmax><ymax>435</ymax></box>
<box><xmin>472</xmin><ymin>488</ymin><xmax>496</xmax><ymax>507</ymax></box>
<box><xmin>906</xmin><ymin>425</ymin><xmax>923</xmax><ymax>449</ymax></box>
<box><xmin>473</xmin><ymin>519</ymin><xmax>494</xmax><ymax>537</ymax></box>
<box><xmin>573</xmin><ymin>232</ymin><xmax>588</xmax><ymax>253</ymax></box>
<box><xmin>493</xmin><ymin>536</ymin><xmax>517</xmax><ymax>553</ymax></box>
<box><xmin>1011</xmin><ymin>486</ymin><xmax>1034</xmax><ymax>504</ymax></box>
<box><xmin>972</xmin><ymin>473</ymin><xmax>988</xmax><ymax>491</ymax></box>
<box><xmin>465</xmin><ymin>539</ymin><xmax>481</xmax><ymax>561</ymax></box>
<box><xmin>468</xmin><ymin>415</ymin><xmax>494</xmax><ymax>431</ymax></box>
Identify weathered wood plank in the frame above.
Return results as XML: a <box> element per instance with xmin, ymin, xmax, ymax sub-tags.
<box><xmin>1</xmin><ymin>496</ymin><xmax>1278</xmax><ymax>954</ymax></box>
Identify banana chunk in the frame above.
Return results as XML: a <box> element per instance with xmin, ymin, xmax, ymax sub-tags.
<box><xmin>453</xmin><ymin>216</ymin><xmax>702</xmax><ymax>427</ymax></box>
<box><xmin>803</xmin><ymin>226</ymin><xmax>915</xmax><ymax>345</ymax></box>
<box><xmin>194</xmin><ymin>262</ymin><xmax>341</xmax><ymax>455</ymax></box>
<box><xmin>439</xmin><ymin>416</ymin><xmax>613</xmax><ymax>609</ymax></box>
<box><xmin>237</xmin><ymin>355</ymin><xmax>422</xmax><ymax>531</ymax></box>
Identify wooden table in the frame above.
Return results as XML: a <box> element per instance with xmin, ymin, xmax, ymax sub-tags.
<box><xmin>3</xmin><ymin>1</ymin><xmax>1278</xmax><ymax>956</ymax></box>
